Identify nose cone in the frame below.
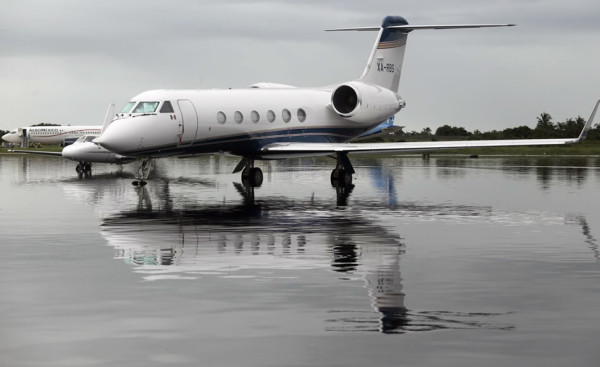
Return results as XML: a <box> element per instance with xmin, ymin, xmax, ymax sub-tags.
<box><xmin>95</xmin><ymin>121</ymin><xmax>134</xmax><ymax>155</ymax></box>
<box><xmin>2</xmin><ymin>133</ymin><xmax>19</xmax><ymax>144</ymax></box>
<box><xmin>61</xmin><ymin>144</ymin><xmax>78</xmax><ymax>160</ymax></box>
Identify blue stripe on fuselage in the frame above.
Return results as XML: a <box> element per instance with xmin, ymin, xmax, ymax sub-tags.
<box><xmin>126</xmin><ymin>126</ymin><xmax>368</xmax><ymax>157</ymax></box>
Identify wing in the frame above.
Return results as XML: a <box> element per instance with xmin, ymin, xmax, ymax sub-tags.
<box><xmin>9</xmin><ymin>150</ymin><xmax>63</xmax><ymax>157</ymax></box>
<box><xmin>261</xmin><ymin>100</ymin><xmax>599</xmax><ymax>157</ymax></box>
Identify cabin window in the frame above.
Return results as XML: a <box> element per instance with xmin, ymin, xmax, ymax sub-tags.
<box><xmin>160</xmin><ymin>101</ymin><xmax>174</xmax><ymax>113</ymax></box>
<box><xmin>297</xmin><ymin>109</ymin><xmax>306</xmax><ymax>122</ymax></box>
<box><xmin>282</xmin><ymin>109</ymin><xmax>291</xmax><ymax>123</ymax></box>
<box><xmin>267</xmin><ymin>110</ymin><xmax>275</xmax><ymax>123</ymax></box>
<box><xmin>133</xmin><ymin>101</ymin><xmax>160</xmax><ymax>113</ymax></box>
<box><xmin>120</xmin><ymin>101</ymin><xmax>136</xmax><ymax>113</ymax></box>
<box><xmin>234</xmin><ymin>111</ymin><xmax>243</xmax><ymax>124</ymax></box>
<box><xmin>251</xmin><ymin>110</ymin><xmax>260</xmax><ymax>123</ymax></box>
<box><xmin>217</xmin><ymin>111</ymin><xmax>226</xmax><ymax>124</ymax></box>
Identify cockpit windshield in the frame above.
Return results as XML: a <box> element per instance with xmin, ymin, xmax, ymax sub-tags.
<box><xmin>120</xmin><ymin>102</ymin><xmax>136</xmax><ymax>113</ymax></box>
<box><xmin>74</xmin><ymin>135</ymin><xmax>97</xmax><ymax>144</ymax></box>
<box><xmin>132</xmin><ymin>102</ymin><xmax>160</xmax><ymax>114</ymax></box>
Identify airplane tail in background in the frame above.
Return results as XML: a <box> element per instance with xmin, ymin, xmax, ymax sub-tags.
<box><xmin>328</xmin><ymin>16</ymin><xmax>515</xmax><ymax>92</ymax></box>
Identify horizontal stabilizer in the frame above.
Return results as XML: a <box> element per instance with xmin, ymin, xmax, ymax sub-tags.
<box><xmin>326</xmin><ymin>24</ymin><xmax>515</xmax><ymax>32</ymax></box>
<box><xmin>388</xmin><ymin>24</ymin><xmax>516</xmax><ymax>30</ymax></box>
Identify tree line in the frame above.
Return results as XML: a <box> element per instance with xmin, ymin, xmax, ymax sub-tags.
<box><xmin>398</xmin><ymin>112</ymin><xmax>600</xmax><ymax>141</ymax></box>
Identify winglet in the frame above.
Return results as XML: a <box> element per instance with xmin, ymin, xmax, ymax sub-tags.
<box><xmin>574</xmin><ymin>99</ymin><xmax>600</xmax><ymax>143</ymax></box>
<box><xmin>101</xmin><ymin>104</ymin><xmax>116</xmax><ymax>133</ymax></box>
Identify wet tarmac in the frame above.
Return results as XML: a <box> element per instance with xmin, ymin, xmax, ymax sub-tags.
<box><xmin>1</xmin><ymin>154</ymin><xmax>599</xmax><ymax>366</ymax></box>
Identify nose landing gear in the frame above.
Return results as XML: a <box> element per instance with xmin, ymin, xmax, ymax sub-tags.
<box><xmin>76</xmin><ymin>162</ymin><xmax>92</xmax><ymax>176</ymax></box>
<box><xmin>132</xmin><ymin>157</ymin><xmax>152</xmax><ymax>186</ymax></box>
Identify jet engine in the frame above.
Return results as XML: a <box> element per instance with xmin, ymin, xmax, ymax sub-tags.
<box><xmin>331</xmin><ymin>82</ymin><xmax>404</xmax><ymax>124</ymax></box>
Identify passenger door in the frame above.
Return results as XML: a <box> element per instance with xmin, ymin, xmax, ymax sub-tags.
<box><xmin>177</xmin><ymin>99</ymin><xmax>199</xmax><ymax>145</ymax></box>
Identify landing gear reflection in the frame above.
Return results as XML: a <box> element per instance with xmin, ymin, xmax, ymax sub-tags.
<box><xmin>132</xmin><ymin>157</ymin><xmax>152</xmax><ymax>186</ymax></box>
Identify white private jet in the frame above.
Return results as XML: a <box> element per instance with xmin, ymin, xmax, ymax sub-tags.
<box><xmin>9</xmin><ymin>135</ymin><xmax>136</xmax><ymax>175</ymax></box>
<box><xmin>2</xmin><ymin>125</ymin><xmax>102</xmax><ymax>146</ymax></box>
<box><xmin>9</xmin><ymin>106</ymin><xmax>135</xmax><ymax>175</ymax></box>
<box><xmin>95</xmin><ymin>15</ymin><xmax>598</xmax><ymax>187</ymax></box>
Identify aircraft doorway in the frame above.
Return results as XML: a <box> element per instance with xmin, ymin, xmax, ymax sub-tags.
<box><xmin>177</xmin><ymin>99</ymin><xmax>198</xmax><ymax>145</ymax></box>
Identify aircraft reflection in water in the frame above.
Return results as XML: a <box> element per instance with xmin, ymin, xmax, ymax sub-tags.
<box><xmin>63</xmin><ymin>178</ymin><xmax>514</xmax><ymax>335</ymax></box>
<box><xmin>56</xmin><ymin>157</ymin><xmax>599</xmax><ymax>334</ymax></box>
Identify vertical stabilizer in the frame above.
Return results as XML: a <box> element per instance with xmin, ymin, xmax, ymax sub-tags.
<box><xmin>360</xmin><ymin>16</ymin><xmax>410</xmax><ymax>92</ymax></box>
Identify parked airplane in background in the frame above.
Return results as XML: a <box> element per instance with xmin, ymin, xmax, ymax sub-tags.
<box><xmin>10</xmin><ymin>135</ymin><xmax>136</xmax><ymax>175</ymax></box>
<box><xmin>8</xmin><ymin>106</ymin><xmax>135</xmax><ymax>175</ymax></box>
<box><xmin>95</xmin><ymin>15</ymin><xmax>598</xmax><ymax>187</ymax></box>
<box><xmin>2</xmin><ymin>125</ymin><xmax>102</xmax><ymax>146</ymax></box>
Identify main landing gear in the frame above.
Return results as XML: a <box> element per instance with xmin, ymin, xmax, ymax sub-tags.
<box><xmin>76</xmin><ymin>162</ymin><xmax>92</xmax><ymax>176</ymax></box>
<box><xmin>232</xmin><ymin>153</ymin><xmax>355</xmax><ymax>189</ymax></box>
<box><xmin>132</xmin><ymin>157</ymin><xmax>152</xmax><ymax>186</ymax></box>
<box><xmin>330</xmin><ymin>152</ymin><xmax>354</xmax><ymax>188</ymax></box>
<box><xmin>233</xmin><ymin>157</ymin><xmax>263</xmax><ymax>188</ymax></box>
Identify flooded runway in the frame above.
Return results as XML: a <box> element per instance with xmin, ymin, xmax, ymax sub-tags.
<box><xmin>1</xmin><ymin>154</ymin><xmax>599</xmax><ymax>366</ymax></box>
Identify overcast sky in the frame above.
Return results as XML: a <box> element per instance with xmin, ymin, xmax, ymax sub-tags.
<box><xmin>2</xmin><ymin>0</ymin><xmax>599</xmax><ymax>132</ymax></box>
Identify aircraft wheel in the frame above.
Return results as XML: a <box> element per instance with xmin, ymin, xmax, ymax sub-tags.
<box><xmin>242</xmin><ymin>167</ymin><xmax>263</xmax><ymax>187</ymax></box>
<box><xmin>76</xmin><ymin>164</ymin><xmax>83</xmax><ymax>174</ymax></box>
<box><xmin>331</xmin><ymin>168</ymin><xmax>352</xmax><ymax>187</ymax></box>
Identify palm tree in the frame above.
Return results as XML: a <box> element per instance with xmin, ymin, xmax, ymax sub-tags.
<box><xmin>536</xmin><ymin>112</ymin><xmax>554</xmax><ymax>130</ymax></box>
<box><xmin>535</xmin><ymin>112</ymin><xmax>556</xmax><ymax>137</ymax></box>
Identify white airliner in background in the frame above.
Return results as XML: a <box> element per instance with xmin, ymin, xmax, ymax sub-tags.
<box><xmin>95</xmin><ymin>15</ymin><xmax>598</xmax><ymax>187</ymax></box>
<box><xmin>8</xmin><ymin>106</ymin><xmax>135</xmax><ymax>175</ymax></box>
<box><xmin>2</xmin><ymin>125</ymin><xmax>102</xmax><ymax>146</ymax></box>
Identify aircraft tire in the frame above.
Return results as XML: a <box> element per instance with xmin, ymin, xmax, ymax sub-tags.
<box><xmin>251</xmin><ymin>167</ymin><xmax>263</xmax><ymax>187</ymax></box>
<box><xmin>242</xmin><ymin>167</ymin><xmax>263</xmax><ymax>187</ymax></box>
<box><xmin>331</xmin><ymin>168</ymin><xmax>352</xmax><ymax>187</ymax></box>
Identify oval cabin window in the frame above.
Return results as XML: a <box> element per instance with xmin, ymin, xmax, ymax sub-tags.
<box><xmin>234</xmin><ymin>111</ymin><xmax>243</xmax><ymax>124</ymax></box>
<box><xmin>282</xmin><ymin>109</ymin><xmax>291</xmax><ymax>123</ymax></box>
<box><xmin>297</xmin><ymin>109</ymin><xmax>306</xmax><ymax>122</ymax></box>
<box><xmin>217</xmin><ymin>111</ymin><xmax>226</xmax><ymax>124</ymax></box>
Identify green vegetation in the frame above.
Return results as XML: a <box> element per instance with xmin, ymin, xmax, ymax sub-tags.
<box><xmin>362</xmin><ymin>111</ymin><xmax>600</xmax><ymax>155</ymax></box>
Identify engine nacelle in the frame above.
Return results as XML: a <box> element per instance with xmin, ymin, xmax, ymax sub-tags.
<box><xmin>331</xmin><ymin>82</ymin><xmax>404</xmax><ymax>124</ymax></box>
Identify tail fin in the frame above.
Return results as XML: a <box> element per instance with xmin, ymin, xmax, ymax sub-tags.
<box><xmin>360</xmin><ymin>16</ymin><xmax>410</xmax><ymax>92</ymax></box>
<box><xmin>327</xmin><ymin>16</ymin><xmax>515</xmax><ymax>92</ymax></box>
